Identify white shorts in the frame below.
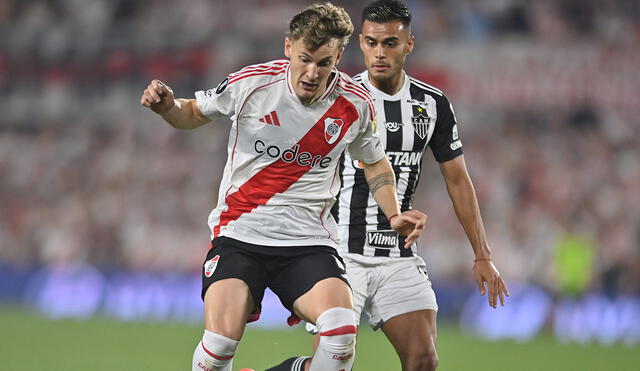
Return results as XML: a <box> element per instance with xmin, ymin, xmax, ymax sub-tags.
<box><xmin>307</xmin><ymin>254</ymin><xmax>438</xmax><ymax>333</ymax></box>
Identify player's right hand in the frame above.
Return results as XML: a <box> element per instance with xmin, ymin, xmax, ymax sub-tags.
<box><xmin>140</xmin><ymin>79</ymin><xmax>175</xmax><ymax>115</ymax></box>
<box><xmin>390</xmin><ymin>209</ymin><xmax>427</xmax><ymax>248</ymax></box>
<box><xmin>473</xmin><ymin>260</ymin><xmax>509</xmax><ymax>309</ymax></box>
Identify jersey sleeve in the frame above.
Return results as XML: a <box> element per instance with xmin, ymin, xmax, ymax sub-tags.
<box><xmin>194</xmin><ymin>76</ymin><xmax>236</xmax><ymax>120</ymax></box>
<box><xmin>428</xmin><ymin>94</ymin><xmax>463</xmax><ymax>163</ymax></box>
<box><xmin>348</xmin><ymin>102</ymin><xmax>386</xmax><ymax>164</ymax></box>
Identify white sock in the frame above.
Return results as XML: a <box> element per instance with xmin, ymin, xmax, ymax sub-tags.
<box><xmin>309</xmin><ymin>307</ymin><xmax>357</xmax><ymax>371</ymax></box>
<box><xmin>192</xmin><ymin>330</ymin><xmax>239</xmax><ymax>371</ymax></box>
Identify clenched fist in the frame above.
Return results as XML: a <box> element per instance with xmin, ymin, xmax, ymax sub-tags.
<box><xmin>390</xmin><ymin>209</ymin><xmax>428</xmax><ymax>248</ymax></box>
<box><xmin>140</xmin><ymin>79</ymin><xmax>175</xmax><ymax>115</ymax></box>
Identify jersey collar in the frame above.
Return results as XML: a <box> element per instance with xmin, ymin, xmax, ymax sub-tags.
<box><xmin>285</xmin><ymin>63</ymin><xmax>294</xmax><ymax>94</ymax></box>
<box><xmin>362</xmin><ymin>70</ymin><xmax>409</xmax><ymax>101</ymax></box>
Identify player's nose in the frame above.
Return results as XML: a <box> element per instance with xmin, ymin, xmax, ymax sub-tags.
<box><xmin>306</xmin><ymin>63</ymin><xmax>319</xmax><ymax>80</ymax></box>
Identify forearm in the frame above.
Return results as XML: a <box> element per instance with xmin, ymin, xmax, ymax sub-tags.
<box><xmin>161</xmin><ymin>99</ymin><xmax>210</xmax><ymax>130</ymax></box>
<box><xmin>363</xmin><ymin>157</ymin><xmax>401</xmax><ymax>219</ymax></box>
<box><xmin>446</xmin><ymin>177</ymin><xmax>491</xmax><ymax>259</ymax></box>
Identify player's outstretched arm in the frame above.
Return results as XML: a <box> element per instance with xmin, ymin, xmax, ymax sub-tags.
<box><xmin>439</xmin><ymin>155</ymin><xmax>509</xmax><ymax>308</ymax></box>
<box><xmin>140</xmin><ymin>79</ymin><xmax>210</xmax><ymax>129</ymax></box>
<box><xmin>362</xmin><ymin>157</ymin><xmax>427</xmax><ymax>248</ymax></box>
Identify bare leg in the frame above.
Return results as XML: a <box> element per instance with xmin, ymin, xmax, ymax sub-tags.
<box><xmin>381</xmin><ymin>309</ymin><xmax>438</xmax><ymax>371</ymax></box>
<box><xmin>192</xmin><ymin>278</ymin><xmax>253</xmax><ymax>371</ymax></box>
<box><xmin>203</xmin><ymin>278</ymin><xmax>253</xmax><ymax>339</ymax></box>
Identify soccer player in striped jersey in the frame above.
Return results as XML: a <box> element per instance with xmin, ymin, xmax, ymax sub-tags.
<box><xmin>268</xmin><ymin>1</ymin><xmax>509</xmax><ymax>371</ymax></box>
<box><xmin>140</xmin><ymin>3</ymin><xmax>426</xmax><ymax>371</ymax></box>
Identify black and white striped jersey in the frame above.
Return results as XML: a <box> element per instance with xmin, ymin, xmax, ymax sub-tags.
<box><xmin>333</xmin><ymin>70</ymin><xmax>463</xmax><ymax>258</ymax></box>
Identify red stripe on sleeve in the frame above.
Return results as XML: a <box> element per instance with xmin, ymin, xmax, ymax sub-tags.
<box><xmin>340</xmin><ymin>82</ymin><xmax>375</xmax><ymax>122</ymax></box>
<box><xmin>229</xmin><ymin>66</ymin><xmax>287</xmax><ymax>84</ymax></box>
<box><xmin>213</xmin><ymin>95</ymin><xmax>359</xmax><ymax>237</ymax></box>
<box><xmin>343</xmin><ymin>79</ymin><xmax>372</xmax><ymax>99</ymax></box>
<box><xmin>229</xmin><ymin>61</ymin><xmax>288</xmax><ymax>79</ymax></box>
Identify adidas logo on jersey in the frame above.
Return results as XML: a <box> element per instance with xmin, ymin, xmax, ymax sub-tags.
<box><xmin>259</xmin><ymin>111</ymin><xmax>281</xmax><ymax>126</ymax></box>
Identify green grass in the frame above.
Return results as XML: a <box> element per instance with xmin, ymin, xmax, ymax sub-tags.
<box><xmin>0</xmin><ymin>306</ymin><xmax>638</xmax><ymax>370</ymax></box>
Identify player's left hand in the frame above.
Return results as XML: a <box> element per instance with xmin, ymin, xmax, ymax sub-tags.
<box><xmin>473</xmin><ymin>260</ymin><xmax>509</xmax><ymax>308</ymax></box>
<box><xmin>390</xmin><ymin>209</ymin><xmax>427</xmax><ymax>248</ymax></box>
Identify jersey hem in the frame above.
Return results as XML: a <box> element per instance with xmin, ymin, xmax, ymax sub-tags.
<box><xmin>341</xmin><ymin>252</ymin><xmax>423</xmax><ymax>264</ymax></box>
<box><xmin>214</xmin><ymin>231</ymin><xmax>337</xmax><ymax>248</ymax></box>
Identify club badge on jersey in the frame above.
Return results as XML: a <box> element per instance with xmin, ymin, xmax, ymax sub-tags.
<box><xmin>411</xmin><ymin>102</ymin><xmax>433</xmax><ymax>140</ymax></box>
<box><xmin>324</xmin><ymin>117</ymin><xmax>344</xmax><ymax>144</ymax></box>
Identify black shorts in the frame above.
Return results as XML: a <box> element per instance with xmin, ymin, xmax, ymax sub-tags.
<box><xmin>201</xmin><ymin>236</ymin><xmax>349</xmax><ymax>323</ymax></box>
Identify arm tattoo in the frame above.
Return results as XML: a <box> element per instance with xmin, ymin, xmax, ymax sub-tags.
<box><xmin>368</xmin><ymin>172</ymin><xmax>395</xmax><ymax>195</ymax></box>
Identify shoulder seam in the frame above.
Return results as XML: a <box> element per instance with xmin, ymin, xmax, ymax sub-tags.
<box><xmin>338</xmin><ymin>79</ymin><xmax>375</xmax><ymax>121</ymax></box>
<box><xmin>340</xmin><ymin>76</ymin><xmax>373</xmax><ymax>100</ymax></box>
<box><xmin>352</xmin><ymin>74</ymin><xmax>369</xmax><ymax>91</ymax></box>
<box><xmin>228</xmin><ymin>60</ymin><xmax>288</xmax><ymax>78</ymax></box>
<box><xmin>229</xmin><ymin>65</ymin><xmax>288</xmax><ymax>85</ymax></box>
<box><xmin>232</xmin><ymin>60</ymin><xmax>288</xmax><ymax>74</ymax></box>
<box><xmin>409</xmin><ymin>78</ymin><xmax>443</xmax><ymax>96</ymax></box>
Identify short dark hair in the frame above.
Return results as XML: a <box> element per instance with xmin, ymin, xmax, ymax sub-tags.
<box><xmin>289</xmin><ymin>2</ymin><xmax>354</xmax><ymax>51</ymax></box>
<box><xmin>362</xmin><ymin>0</ymin><xmax>411</xmax><ymax>27</ymax></box>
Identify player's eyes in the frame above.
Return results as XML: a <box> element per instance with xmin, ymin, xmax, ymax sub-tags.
<box><xmin>385</xmin><ymin>41</ymin><xmax>397</xmax><ymax>48</ymax></box>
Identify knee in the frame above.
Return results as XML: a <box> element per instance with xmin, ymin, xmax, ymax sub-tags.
<box><xmin>316</xmin><ymin>307</ymin><xmax>357</xmax><ymax>356</ymax></box>
<box><xmin>404</xmin><ymin>349</ymin><xmax>438</xmax><ymax>371</ymax></box>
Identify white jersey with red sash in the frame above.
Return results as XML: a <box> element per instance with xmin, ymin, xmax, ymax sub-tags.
<box><xmin>195</xmin><ymin>60</ymin><xmax>384</xmax><ymax>247</ymax></box>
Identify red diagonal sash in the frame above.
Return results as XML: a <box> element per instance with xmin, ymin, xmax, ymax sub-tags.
<box><xmin>213</xmin><ymin>96</ymin><xmax>359</xmax><ymax>237</ymax></box>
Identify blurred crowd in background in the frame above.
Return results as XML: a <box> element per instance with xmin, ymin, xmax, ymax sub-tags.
<box><xmin>1</xmin><ymin>0</ymin><xmax>639</xmax><ymax>300</ymax></box>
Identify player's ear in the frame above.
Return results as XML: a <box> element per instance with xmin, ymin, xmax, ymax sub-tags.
<box><xmin>406</xmin><ymin>35</ymin><xmax>415</xmax><ymax>54</ymax></box>
<box><xmin>359</xmin><ymin>33</ymin><xmax>365</xmax><ymax>52</ymax></box>
<box><xmin>284</xmin><ymin>37</ymin><xmax>292</xmax><ymax>58</ymax></box>
<box><xmin>335</xmin><ymin>46</ymin><xmax>344</xmax><ymax>66</ymax></box>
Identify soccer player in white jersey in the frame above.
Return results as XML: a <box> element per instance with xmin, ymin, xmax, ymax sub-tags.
<box><xmin>267</xmin><ymin>1</ymin><xmax>510</xmax><ymax>371</ymax></box>
<box><xmin>140</xmin><ymin>3</ymin><xmax>426</xmax><ymax>371</ymax></box>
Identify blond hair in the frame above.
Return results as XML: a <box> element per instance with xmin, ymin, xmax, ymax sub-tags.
<box><xmin>288</xmin><ymin>2</ymin><xmax>354</xmax><ymax>51</ymax></box>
